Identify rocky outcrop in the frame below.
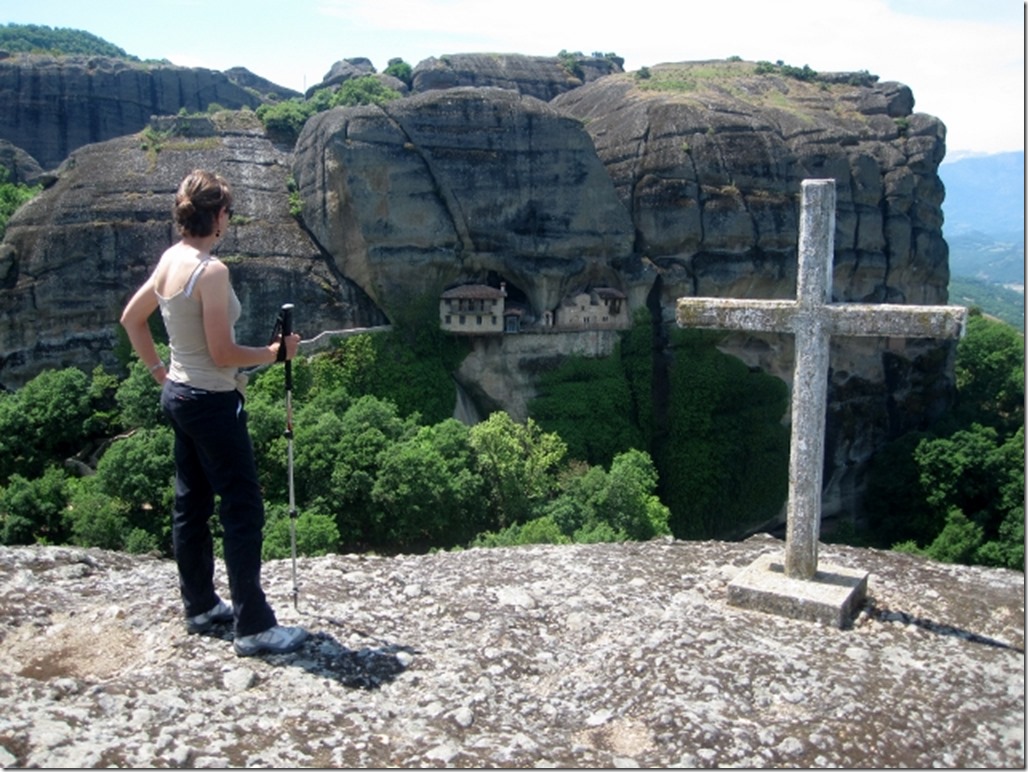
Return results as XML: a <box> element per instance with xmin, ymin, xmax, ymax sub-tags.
<box><xmin>411</xmin><ymin>53</ymin><xmax>622</xmax><ymax>101</ymax></box>
<box><xmin>0</xmin><ymin>111</ymin><xmax>384</xmax><ymax>384</ymax></box>
<box><xmin>0</xmin><ymin>538</ymin><xmax>1022</xmax><ymax>767</ymax></box>
<box><xmin>0</xmin><ymin>140</ymin><xmax>46</xmax><ymax>186</ymax></box>
<box><xmin>0</xmin><ymin>54</ymin><xmax>271</xmax><ymax>171</ymax></box>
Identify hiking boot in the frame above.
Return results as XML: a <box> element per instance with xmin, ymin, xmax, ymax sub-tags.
<box><xmin>233</xmin><ymin>625</ymin><xmax>309</xmax><ymax>657</ymax></box>
<box><xmin>185</xmin><ymin>599</ymin><xmax>234</xmax><ymax>634</ymax></box>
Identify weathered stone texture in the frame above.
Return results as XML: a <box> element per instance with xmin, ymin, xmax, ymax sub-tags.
<box><xmin>0</xmin><ymin>539</ymin><xmax>1022</xmax><ymax>767</ymax></box>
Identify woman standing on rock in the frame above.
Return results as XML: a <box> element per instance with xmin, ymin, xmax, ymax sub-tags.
<box><xmin>120</xmin><ymin>169</ymin><xmax>308</xmax><ymax>657</ymax></box>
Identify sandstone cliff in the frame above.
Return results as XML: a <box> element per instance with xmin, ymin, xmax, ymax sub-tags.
<box><xmin>0</xmin><ymin>54</ymin><xmax>962</xmax><ymax>526</ymax></box>
<box><xmin>0</xmin><ymin>538</ymin><xmax>1022</xmax><ymax>767</ymax></box>
<box><xmin>0</xmin><ymin>53</ymin><xmax>287</xmax><ymax>171</ymax></box>
<box><xmin>0</xmin><ymin>110</ymin><xmax>384</xmax><ymax>380</ymax></box>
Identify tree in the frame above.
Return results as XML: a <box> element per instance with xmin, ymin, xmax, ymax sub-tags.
<box><xmin>0</xmin><ymin>367</ymin><xmax>96</xmax><ymax>483</ymax></box>
<box><xmin>290</xmin><ymin>394</ymin><xmax>417</xmax><ymax>546</ymax></box>
<box><xmin>862</xmin><ymin>313</ymin><xmax>1024</xmax><ymax>569</ymax></box>
<box><xmin>93</xmin><ymin>427</ymin><xmax>175</xmax><ymax>552</ymax></box>
<box><xmin>0</xmin><ymin>466</ymin><xmax>70</xmax><ymax>545</ymax></box>
<box><xmin>599</xmin><ymin>448</ymin><xmax>671</xmax><ymax>540</ymax></box>
<box><xmin>469</xmin><ymin>412</ymin><xmax>567</xmax><ymax>529</ymax></box>
<box><xmin>65</xmin><ymin>478</ymin><xmax>134</xmax><ymax>551</ymax></box>
<box><xmin>372</xmin><ymin>419</ymin><xmax>485</xmax><ymax>547</ymax></box>
<box><xmin>116</xmin><ymin>347</ymin><xmax>169</xmax><ymax>430</ymax></box>
<box><xmin>951</xmin><ymin>311</ymin><xmax>1024</xmax><ymax>433</ymax></box>
<box><xmin>262</xmin><ymin>504</ymin><xmax>340</xmax><ymax>560</ymax></box>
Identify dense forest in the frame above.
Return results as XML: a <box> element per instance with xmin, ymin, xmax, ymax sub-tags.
<box><xmin>0</xmin><ymin>307</ymin><xmax>1022</xmax><ymax>571</ymax></box>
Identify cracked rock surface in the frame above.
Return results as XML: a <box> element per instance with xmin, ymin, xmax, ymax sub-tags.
<box><xmin>0</xmin><ymin>535</ymin><xmax>1023</xmax><ymax>768</ymax></box>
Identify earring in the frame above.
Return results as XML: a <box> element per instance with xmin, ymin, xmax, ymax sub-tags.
<box><xmin>216</xmin><ymin>230</ymin><xmax>221</xmax><ymax>238</ymax></box>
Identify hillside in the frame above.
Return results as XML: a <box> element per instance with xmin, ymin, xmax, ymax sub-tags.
<box><xmin>940</xmin><ymin>151</ymin><xmax>1025</xmax><ymax>324</ymax></box>
<box><xmin>0</xmin><ymin>538</ymin><xmax>1023</xmax><ymax>767</ymax></box>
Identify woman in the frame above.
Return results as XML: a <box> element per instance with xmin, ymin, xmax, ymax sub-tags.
<box><xmin>120</xmin><ymin>169</ymin><xmax>308</xmax><ymax>657</ymax></box>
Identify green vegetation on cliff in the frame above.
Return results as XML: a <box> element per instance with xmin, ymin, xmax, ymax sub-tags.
<box><xmin>256</xmin><ymin>77</ymin><xmax>403</xmax><ymax>144</ymax></box>
<box><xmin>530</xmin><ymin>317</ymin><xmax>790</xmax><ymax>541</ymax></box>
<box><xmin>0</xmin><ymin>168</ymin><xmax>41</xmax><ymax>240</ymax></box>
<box><xmin>0</xmin><ymin>23</ymin><xmax>138</xmax><ymax>59</ymax></box>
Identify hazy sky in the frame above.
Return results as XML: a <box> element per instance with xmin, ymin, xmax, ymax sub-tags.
<box><xmin>4</xmin><ymin>0</ymin><xmax>1024</xmax><ymax>157</ymax></box>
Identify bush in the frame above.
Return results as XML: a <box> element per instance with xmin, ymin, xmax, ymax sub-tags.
<box><xmin>0</xmin><ymin>166</ymin><xmax>41</xmax><ymax>239</ymax></box>
<box><xmin>262</xmin><ymin>504</ymin><xmax>340</xmax><ymax>560</ymax></box>
<box><xmin>0</xmin><ymin>367</ymin><xmax>96</xmax><ymax>483</ymax></box>
<box><xmin>65</xmin><ymin>478</ymin><xmax>133</xmax><ymax>551</ymax></box>
<box><xmin>0</xmin><ymin>466</ymin><xmax>70</xmax><ymax>545</ymax></box>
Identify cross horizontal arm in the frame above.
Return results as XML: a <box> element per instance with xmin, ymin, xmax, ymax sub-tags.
<box><xmin>824</xmin><ymin>304</ymin><xmax>967</xmax><ymax>339</ymax></box>
<box><xmin>676</xmin><ymin>298</ymin><xmax>798</xmax><ymax>334</ymax></box>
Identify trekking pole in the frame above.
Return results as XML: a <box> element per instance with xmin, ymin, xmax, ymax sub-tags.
<box><xmin>275</xmin><ymin>303</ymin><xmax>300</xmax><ymax>610</ymax></box>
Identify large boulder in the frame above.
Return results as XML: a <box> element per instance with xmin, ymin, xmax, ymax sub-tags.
<box><xmin>292</xmin><ymin>86</ymin><xmax>635</xmax><ymax>318</ymax></box>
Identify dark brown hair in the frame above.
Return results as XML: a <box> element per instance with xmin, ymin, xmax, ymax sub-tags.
<box><xmin>173</xmin><ymin>169</ymin><xmax>233</xmax><ymax>237</ymax></box>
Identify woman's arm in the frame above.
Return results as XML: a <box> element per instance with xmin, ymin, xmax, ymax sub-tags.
<box><xmin>120</xmin><ymin>274</ymin><xmax>167</xmax><ymax>383</ymax></box>
<box><xmin>196</xmin><ymin>261</ymin><xmax>299</xmax><ymax>367</ymax></box>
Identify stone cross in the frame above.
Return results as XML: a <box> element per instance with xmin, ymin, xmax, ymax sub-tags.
<box><xmin>676</xmin><ymin>179</ymin><xmax>966</xmax><ymax>582</ymax></box>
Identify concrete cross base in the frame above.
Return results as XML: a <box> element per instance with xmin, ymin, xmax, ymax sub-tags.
<box><xmin>727</xmin><ymin>552</ymin><xmax>868</xmax><ymax>629</ymax></box>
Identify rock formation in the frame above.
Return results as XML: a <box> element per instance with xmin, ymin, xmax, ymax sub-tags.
<box><xmin>0</xmin><ymin>53</ymin><xmax>279</xmax><ymax>171</ymax></box>
<box><xmin>292</xmin><ymin>86</ymin><xmax>634</xmax><ymax>317</ymax></box>
<box><xmin>410</xmin><ymin>52</ymin><xmax>622</xmax><ymax>100</ymax></box>
<box><xmin>0</xmin><ymin>538</ymin><xmax>1022</xmax><ymax>767</ymax></box>
<box><xmin>0</xmin><ymin>110</ymin><xmax>384</xmax><ymax>381</ymax></box>
<box><xmin>0</xmin><ymin>53</ymin><xmax>962</xmax><ymax>525</ymax></box>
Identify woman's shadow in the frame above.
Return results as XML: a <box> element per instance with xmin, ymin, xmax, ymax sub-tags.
<box><xmin>205</xmin><ymin>617</ymin><xmax>419</xmax><ymax>689</ymax></box>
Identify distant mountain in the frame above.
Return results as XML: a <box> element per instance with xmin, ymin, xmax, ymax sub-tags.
<box><xmin>946</xmin><ymin>229</ymin><xmax>1024</xmax><ymax>286</ymax></box>
<box><xmin>939</xmin><ymin>151</ymin><xmax>1024</xmax><ymax>324</ymax></box>
<box><xmin>940</xmin><ymin>151</ymin><xmax>1024</xmax><ymax>235</ymax></box>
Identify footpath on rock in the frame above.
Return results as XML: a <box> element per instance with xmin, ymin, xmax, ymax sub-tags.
<box><xmin>0</xmin><ymin>535</ymin><xmax>1023</xmax><ymax>768</ymax></box>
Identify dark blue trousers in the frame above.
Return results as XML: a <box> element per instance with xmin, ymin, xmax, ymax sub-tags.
<box><xmin>161</xmin><ymin>380</ymin><xmax>277</xmax><ymax>636</ymax></box>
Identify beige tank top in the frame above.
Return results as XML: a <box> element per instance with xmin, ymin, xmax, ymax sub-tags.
<box><xmin>157</xmin><ymin>257</ymin><xmax>243</xmax><ymax>392</ymax></box>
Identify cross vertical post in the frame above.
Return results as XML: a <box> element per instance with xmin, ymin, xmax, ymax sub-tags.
<box><xmin>785</xmin><ymin>180</ymin><xmax>834</xmax><ymax>579</ymax></box>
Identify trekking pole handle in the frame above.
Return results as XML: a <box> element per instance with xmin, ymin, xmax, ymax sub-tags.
<box><xmin>281</xmin><ymin>303</ymin><xmax>294</xmax><ymax>338</ymax></box>
<box><xmin>280</xmin><ymin>303</ymin><xmax>294</xmax><ymax>391</ymax></box>
<box><xmin>276</xmin><ymin>304</ymin><xmax>294</xmax><ymax>361</ymax></box>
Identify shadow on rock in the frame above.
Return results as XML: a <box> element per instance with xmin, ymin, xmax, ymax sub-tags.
<box><xmin>865</xmin><ymin>598</ymin><xmax>1025</xmax><ymax>653</ymax></box>
<box><xmin>289</xmin><ymin>630</ymin><xmax>419</xmax><ymax>689</ymax></box>
<box><xmin>193</xmin><ymin>620</ymin><xmax>420</xmax><ymax>688</ymax></box>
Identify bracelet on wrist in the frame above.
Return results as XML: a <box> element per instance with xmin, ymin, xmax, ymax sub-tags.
<box><xmin>149</xmin><ymin>361</ymin><xmax>165</xmax><ymax>373</ymax></box>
